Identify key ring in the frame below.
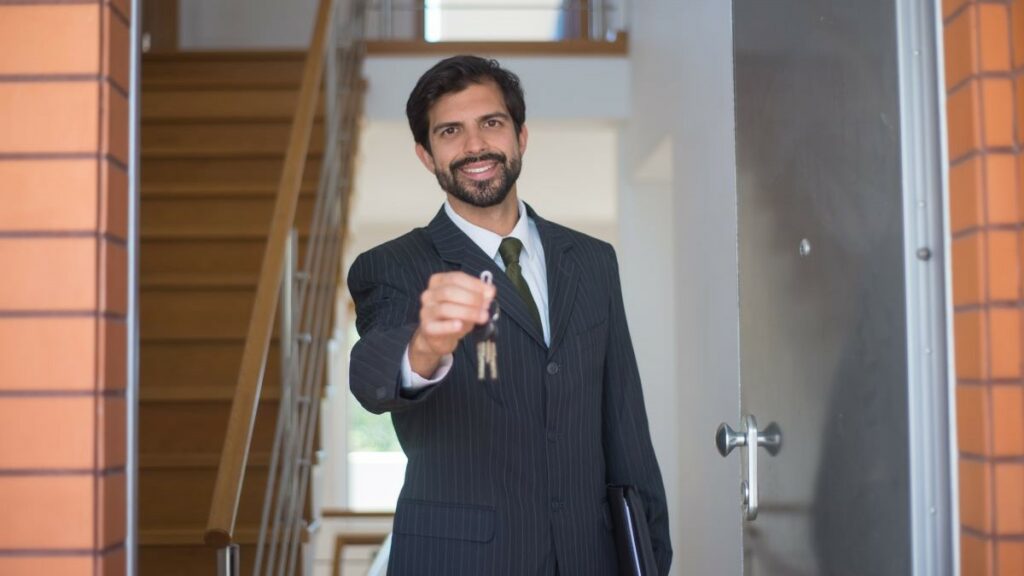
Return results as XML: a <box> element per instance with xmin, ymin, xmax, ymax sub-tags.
<box><xmin>480</xmin><ymin>271</ymin><xmax>500</xmax><ymax>322</ymax></box>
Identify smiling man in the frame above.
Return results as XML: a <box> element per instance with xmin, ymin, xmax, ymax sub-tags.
<box><xmin>347</xmin><ymin>56</ymin><xmax>671</xmax><ymax>576</ymax></box>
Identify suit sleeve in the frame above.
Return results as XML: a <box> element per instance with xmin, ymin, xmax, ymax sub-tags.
<box><xmin>347</xmin><ymin>249</ymin><xmax>446</xmax><ymax>414</ymax></box>
<box><xmin>601</xmin><ymin>246</ymin><xmax>673</xmax><ymax>575</ymax></box>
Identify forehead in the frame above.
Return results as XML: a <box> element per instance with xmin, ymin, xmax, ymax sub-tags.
<box><xmin>428</xmin><ymin>81</ymin><xmax>508</xmax><ymax>126</ymax></box>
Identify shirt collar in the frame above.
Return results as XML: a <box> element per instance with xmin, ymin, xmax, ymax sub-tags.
<box><xmin>444</xmin><ymin>198</ymin><xmax>534</xmax><ymax>262</ymax></box>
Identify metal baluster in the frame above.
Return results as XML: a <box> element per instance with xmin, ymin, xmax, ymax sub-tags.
<box><xmin>278</xmin><ymin>183</ymin><xmax>337</xmax><ymax>573</ymax></box>
<box><xmin>265</xmin><ymin>24</ymin><xmax>344</xmax><ymax>576</ymax></box>
<box><xmin>278</xmin><ymin>114</ymin><xmax>346</xmax><ymax>576</ymax></box>
<box><xmin>260</xmin><ymin>2</ymin><xmax>364</xmax><ymax>572</ymax></box>
<box><xmin>381</xmin><ymin>0</ymin><xmax>393</xmax><ymax>38</ymax></box>
<box><xmin>270</xmin><ymin>198</ymin><xmax>328</xmax><ymax>576</ymax></box>
<box><xmin>286</xmin><ymin>194</ymin><xmax>346</xmax><ymax>576</ymax></box>
<box><xmin>216</xmin><ymin>544</ymin><xmax>240</xmax><ymax>576</ymax></box>
<box><xmin>274</xmin><ymin>86</ymin><xmax>347</xmax><ymax>576</ymax></box>
<box><xmin>254</xmin><ymin>227</ymin><xmax>301</xmax><ymax>575</ymax></box>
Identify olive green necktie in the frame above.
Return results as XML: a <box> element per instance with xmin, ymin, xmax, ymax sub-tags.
<box><xmin>498</xmin><ymin>237</ymin><xmax>543</xmax><ymax>334</ymax></box>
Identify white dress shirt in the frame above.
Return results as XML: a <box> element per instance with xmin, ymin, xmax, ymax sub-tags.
<box><xmin>401</xmin><ymin>198</ymin><xmax>550</xmax><ymax>389</ymax></box>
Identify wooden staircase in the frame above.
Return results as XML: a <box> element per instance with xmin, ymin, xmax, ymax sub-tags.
<box><xmin>139</xmin><ymin>51</ymin><xmax>323</xmax><ymax>576</ymax></box>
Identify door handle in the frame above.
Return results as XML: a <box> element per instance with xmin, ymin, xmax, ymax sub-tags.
<box><xmin>716</xmin><ymin>415</ymin><xmax>782</xmax><ymax>520</ymax></box>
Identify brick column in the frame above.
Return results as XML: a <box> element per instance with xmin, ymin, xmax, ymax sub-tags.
<box><xmin>0</xmin><ymin>1</ymin><xmax>131</xmax><ymax>575</ymax></box>
<box><xmin>944</xmin><ymin>0</ymin><xmax>1024</xmax><ymax>573</ymax></box>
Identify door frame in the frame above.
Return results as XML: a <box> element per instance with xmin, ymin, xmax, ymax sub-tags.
<box><xmin>895</xmin><ymin>0</ymin><xmax>958</xmax><ymax>572</ymax></box>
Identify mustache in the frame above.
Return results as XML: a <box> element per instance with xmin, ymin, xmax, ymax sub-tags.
<box><xmin>450</xmin><ymin>152</ymin><xmax>507</xmax><ymax>172</ymax></box>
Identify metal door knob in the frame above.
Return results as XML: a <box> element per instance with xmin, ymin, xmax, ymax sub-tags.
<box><xmin>715</xmin><ymin>415</ymin><xmax>783</xmax><ymax>521</ymax></box>
<box><xmin>716</xmin><ymin>423</ymin><xmax>747</xmax><ymax>456</ymax></box>
<box><xmin>758</xmin><ymin>422</ymin><xmax>782</xmax><ymax>456</ymax></box>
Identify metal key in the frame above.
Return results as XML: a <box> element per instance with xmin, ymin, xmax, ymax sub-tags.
<box><xmin>476</xmin><ymin>271</ymin><xmax>500</xmax><ymax>381</ymax></box>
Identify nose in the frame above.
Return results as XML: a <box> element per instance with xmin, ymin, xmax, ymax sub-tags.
<box><xmin>462</xmin><ymin>126</ymin><xmax>487</xmax><ymax>155</ymax></box>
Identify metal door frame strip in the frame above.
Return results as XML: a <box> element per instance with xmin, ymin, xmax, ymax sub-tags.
<box><xmin>127</xmin><ymin>0</ymin><xmax>141</xmax><ymax>573</ymax></box>
<box><xmin>895</xmin><ymin>0</ymin><xmax>957</xmax><ymax>573</ymax></box>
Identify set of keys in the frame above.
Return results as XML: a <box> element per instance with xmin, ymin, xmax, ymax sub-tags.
<box><xmin>476</xmin><ymin>271</ymin><xmax>500</xmax><ymax>381</ymax></box>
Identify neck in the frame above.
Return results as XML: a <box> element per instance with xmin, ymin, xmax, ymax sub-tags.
<box><xmin>447</xmin><ymin>189</ymin><xmax>521</xmax><ymax>236</ymax></box>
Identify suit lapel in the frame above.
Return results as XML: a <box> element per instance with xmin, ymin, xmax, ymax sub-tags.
<box><xmin>528</xmin><ymin>204</ymin><xmax>579</xmax><ymax>359</ymax></box>
<box><xmin>426</xmin><ymin>207</ymin><xmax>547</xmax><ymax>349</ymax></box>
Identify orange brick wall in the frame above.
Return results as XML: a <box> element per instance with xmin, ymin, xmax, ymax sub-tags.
<box><xmin>945</xmin><ymin>0</ymin><xmax>1024</xmax><ymax>574</ymax></box>
<box><xmin>0</xmin><ymin>1</ymin><xmax>131</xmax><ymax>575</ymax></box>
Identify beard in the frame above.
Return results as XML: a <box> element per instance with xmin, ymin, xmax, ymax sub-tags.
<box><xmin>434</xmin><ymin>151</ymin><xmax>522</xmax><ymax>208</ymax></box>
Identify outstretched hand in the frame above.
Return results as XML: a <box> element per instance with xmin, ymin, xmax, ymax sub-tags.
<box><xmin>409</xmin><ymin>271</ymin><xmax>496</xmax><ymax>376</ymax></box>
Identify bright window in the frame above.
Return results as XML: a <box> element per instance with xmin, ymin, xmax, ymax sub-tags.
<box><xmin>424</xmin><ymin>0</ymin><xmax>577</xmax><ymax>42</ymax></box>
<box><xmin>345</xmin><ymin>321</ymin><xmax>407</xmax><ymax>510</ymax></box>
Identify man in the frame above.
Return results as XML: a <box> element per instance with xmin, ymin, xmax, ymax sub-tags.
<box><xmin>348</xmin><ymin>55</ymin><xmax>671</xmax><ymax>576</ymax></box>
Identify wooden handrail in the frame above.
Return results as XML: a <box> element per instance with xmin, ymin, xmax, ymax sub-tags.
<box><xmin>205</xmin><ymin>0</ymin><xmax>336</xmax><ymax>548</ymax></box>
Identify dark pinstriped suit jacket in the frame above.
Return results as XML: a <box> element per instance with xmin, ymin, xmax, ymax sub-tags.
<box><xmin>348</xmin><ymin>204</ymin><xmax>671</xmax><ymax>576</ymax></box>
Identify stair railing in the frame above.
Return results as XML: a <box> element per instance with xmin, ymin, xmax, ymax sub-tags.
<box><xmin>204</xmin><ymin>0</ymin><xmax>366</xmax><ymax>573</ymax></box>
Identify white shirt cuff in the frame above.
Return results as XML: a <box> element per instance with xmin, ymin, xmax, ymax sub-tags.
<box><xmin>401</xmin><ymin>344</ymin><xmax>453</xmax><ymax>390</ymax></box>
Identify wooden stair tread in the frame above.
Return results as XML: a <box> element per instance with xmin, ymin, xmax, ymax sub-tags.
<box><xmin>143</xmin><ymin>231</ymin><xmax>310</xmax><ymax>241</ymax></box>
<box><xmin>140</xmin><ymin>453</ymin><xmax>272</xmax><ymax>469</ymax></box>
<box><xmin>143</xmin><ymin>80</ymin><xmax>306</xmax><ymax>91</ymax></box>
<box><xmin>143</xmin><ymin>115</ymin><xmax>324</xmax><ymax>125</ymax></box>
<box><xmin>140</xmin><ymin>276</ymin><xmax>330</xmax><ymax>291</ymax></box>
<box><xmin>140</xmin><ymin>524</ymin><xmax>317</xmax><ymax>547</ymax></box>
<box><xmin>141</xmin><ymin>385</ymin><xmax>282</xmax><ymax>402</ymax></box>
<box><xmin>141</xmin><ymin>336</ymin><xmax>284</xmax><ymax>345</ymax></box>
<box><xmin>141</xmin><ymin>51</ymin><xmax>314</xmax><ymax>103</ymax></box>
<box><xmin>143</xmin><ymin>51</ymin><xmax>306</xmax><ymax>62</ymax></box>
<box><xmin>142</xmin><ymin>89</ymin><xmax>325</xmax><ymax>123</ymax></box>
<box><xmin>141</xmin><ymin>337</ymin><xmax>281</xmax><ymax>346</ymax></box>
<box><xmin>142</xmin><ymin>183</ymin><xmax>317</xmax><ymax>197</ymax></box>
<box><xmin>141</xmin><ymin>159</ymin><xmax>322</xmax><ymax>186</ymax></box>
<box><xmin>140</xmin><ymin>526</ymin><xmax>263</xmax><ymax>546</ymax></box>
<box><xmin>141</xmin><ymin>274</ymin><xmax>258</xmax><ymax>289</ymax></box>
<box><xmin>143</xmin><ymin>149</ymin><xmax>324</xmax><ymax>160</ymax></box>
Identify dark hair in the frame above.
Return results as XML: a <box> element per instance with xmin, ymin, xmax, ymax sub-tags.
<box><xmin>406</xmin><ymin>55</ymin><xmax>526</xmax><ymax>153</ymax></box>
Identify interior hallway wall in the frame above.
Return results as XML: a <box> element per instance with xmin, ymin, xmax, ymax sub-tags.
<box><xmin>616</xmin><ymin>172</ymin><xmax>678</xmax><ymax>569</ymax></box>
<box><xmin>621</xmin><ymin>0</ymin><xmax>741</xmax><ymax>574</ymax></box>
<box><xmin>944</xmin><ymin>0</ymin><xmax>1024</xmax><ymax>573</ymax></box>
<box><xmin>0</xmin><ymin>1</ymin><xmax>132</xmax><ymax>574</ymax></box>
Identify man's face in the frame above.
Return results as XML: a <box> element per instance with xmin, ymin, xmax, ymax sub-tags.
<box><xmin>415</xmin><ymin>81</ymin><xmax>528</xmax><ymax>208</ymax></box>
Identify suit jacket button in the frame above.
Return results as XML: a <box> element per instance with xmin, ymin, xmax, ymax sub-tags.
<box><xmin>550</xmin><ymin>499</ymin><xmax>563</xmax><ymax>512</ymax></box>
<box><xmin>546</xmin><ymin>362</ymin><xmax>559</xmax><ymax>375</ymax></box>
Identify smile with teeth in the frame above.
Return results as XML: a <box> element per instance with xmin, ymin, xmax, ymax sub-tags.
<box><xmin>459</xmin><ymin>161</ymin><xmax>498</xmax><ymax>180</ymax></box>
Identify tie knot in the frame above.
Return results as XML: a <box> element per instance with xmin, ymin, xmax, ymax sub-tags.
<box><xmin>498</xmin><ymin>237</ymin><xmax>525</xmax><ymax>267</ymax></box>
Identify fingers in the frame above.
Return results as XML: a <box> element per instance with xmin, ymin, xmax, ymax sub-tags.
<box><xmin>419</xmin><ymin>319</ymin><xmax>465</xmax><ymax>336</ymax></box>
<box><xmin>422</xmin><ymin>272</ymin><xmax>495</xmax><ymax>324</ymax></box>
<box><xmin>428</xmin><ymin>271</ymin><xmax>497</xmax><ymax>300</ymax></box>
<box><xmin>417</xmin><ymin>272</ymin><xmax>497</xmax><ymax>354</ymax></box>
<box><xmin>422</xmin><ymin>284</ymin><xmax>491</xmax><ymax>311</ymax></box>
<box><xmin>428</xmin><ymin>302</ymin><xmax>489</xmax><ymax>326</ymax></box>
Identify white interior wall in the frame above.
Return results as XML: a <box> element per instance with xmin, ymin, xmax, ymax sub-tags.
<box><xmin>617</xmin><ymin>134</ymin><xmax>679</xmax><ymax>571</ymax></box>
<box><xmin>178</xmin><ymin>0</ymin><xmax>628</xmax><ymax>49</ymax></box>
<box><xmin>620</xmin><ymin>1</ymin><xmax>742</xmax><ymax>575</ymax></box>
<box><xmin>362</xmin><ymin>56</ymin><xmax>630</xmax><ymax>122</ymax></box>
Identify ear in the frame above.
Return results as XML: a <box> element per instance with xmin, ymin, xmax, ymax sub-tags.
<box><xmin>517</xmin><ymin>123</ymin><xmax>529</xmax><ymax>156</ymax></box>
<box><xmin>414</xmin><ymin>143</ymin><xmax>437</xmax><ymax>174</ymax></box>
